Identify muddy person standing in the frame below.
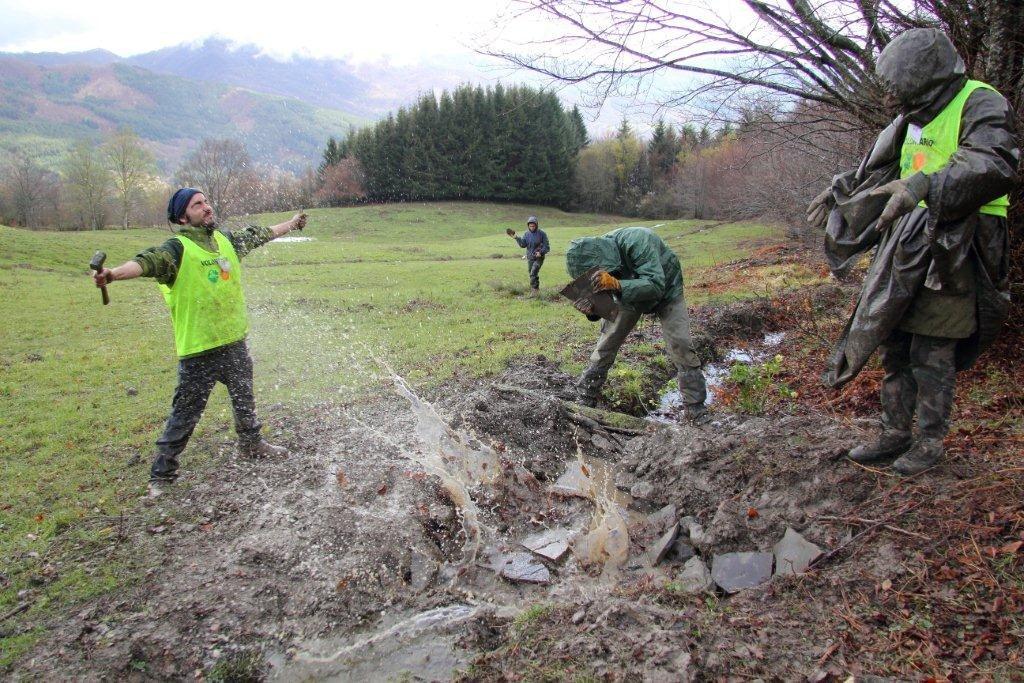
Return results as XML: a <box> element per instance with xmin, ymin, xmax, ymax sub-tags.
<box><xmin>566</xmin><ymin>227</ymin><xmax>708</xmax><ymax>423</ymax></box>
<box><xmin>809</xmin><ymin>29</ymin><xmax>1018</xmax><ymax>475</ymax></box>
<box><xmin>90</xmin><ymin>188</ymin><xmax>308</xmax><ymax>493</ymax></box>
<box><xmin>506</xmin><ymin>215</ymin><xmax>550</xmax><ymax>293</ymax></box>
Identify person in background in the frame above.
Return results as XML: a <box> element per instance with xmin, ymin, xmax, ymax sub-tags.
<box><xmin>506</xmin><ymin>215</ymin><xmax>550</xmax><ymax>294</ymax></box>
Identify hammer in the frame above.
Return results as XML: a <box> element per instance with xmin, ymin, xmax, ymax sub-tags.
<box><xmin>90</xmin><ymin>251</ymin><xmax>110</xmax><ymax>305</ymax></box>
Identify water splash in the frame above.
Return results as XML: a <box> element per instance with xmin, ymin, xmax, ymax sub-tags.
<box><xmin>570</xmin><ymin>443</ymin><xmax>629</xmax><ymax>576</ymax></box>
<box><xmin>390</xmin><ymin>371</ymin><xmax>498</xmax><ymax>562</ymax></box>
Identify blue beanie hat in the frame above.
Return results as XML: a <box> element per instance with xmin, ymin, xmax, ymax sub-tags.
<box><xmin>167</xmin><ymin>187</ymin><xmax>202</xmax><ymax>223</ymax></box>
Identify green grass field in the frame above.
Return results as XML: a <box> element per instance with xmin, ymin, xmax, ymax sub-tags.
<box><xmin>0</xmin><ymin>201</ymin><xmax>807</xmax><ymax>667</ymax></box>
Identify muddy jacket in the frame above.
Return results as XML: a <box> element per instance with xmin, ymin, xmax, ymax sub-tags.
<box><xmin>133</xmin><ymin>224</ymin><xmax>274</xmax><ymax>286</ymax></box>
<box><xmin>823</xmin><ymin>29</ymin><xmax>1018</xmax><ymax>387</ymax></box>
<box><xmin>566</xmin><ymin>227</ymin><xmax>683</xmax><ymax>313</ymax></box>
<box><xmin>515</xmin><ymin>228</ymin><xmax>549</xmax><ymax>261</ymax></box>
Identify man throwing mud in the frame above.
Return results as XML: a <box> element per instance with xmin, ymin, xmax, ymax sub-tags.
<box><xmin>809</xmin><ymin>29</ymin><xmax>1018</xmax><ymax>475</ymax></box>
<box><xmin>566</xmin><ymin>227</ymin><xmax>708</xmax><ymax>423</ymax></box>
<box><xmin>506</xmin><ymin>215</ymin><xmax>550</xmax><ymax>293</ymax></box>
<box><xmin>90</xmin><ymin>188</ymin><xmax>307</xmax><ymax>491</ymax></box>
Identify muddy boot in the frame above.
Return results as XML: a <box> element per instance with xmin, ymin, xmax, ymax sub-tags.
<box><xmin>147</xmin><ymin>478</ymin><xmax>174</xmax><ymax>498</ymax></box>
<box><xmin>892</xmin><ymin>438</ymin><xmax>942</xmax><ymax>475</ymax></box>
<box><xmin>683</xmin><ymin>403</ymin><xmax>711</xmax><ymax>426</ymax></box>
<box><xmin>576</xmin><ymin>366</ymin><xmax>607</xmax><ymax>408</ymax></box>
<box><xmin>238</xmin><ymin>439</ymin><xmax>289</xmax><ymax>459</ymax></box>
<box><xmin>848</xmin><ymin>430</ymin><xmax>913</xmax><ymax>465</ymax></box>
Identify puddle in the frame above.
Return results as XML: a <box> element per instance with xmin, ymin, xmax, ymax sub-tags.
<box><xmin>276</xmin><ymin>604</ymin><xmax>480</xmax><ymax>681</ymax></box>
<box><xmin>272</xmin><ymin>235</ymin><xmax>315</xmax><ymax>243</ymax></box>
<box><xmin>651</xmin><ymin>333</ymin><xmax>786</xmax><ymax>419</ymax></box>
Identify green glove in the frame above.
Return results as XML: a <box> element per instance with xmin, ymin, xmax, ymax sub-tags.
<box><xmin>868</xmin><ymin>172</ymin><xmax>930</xmax><ymax>233</ymax></box>
<box><xmin>805</xmin><ymin>187</ymin><xmax>834</xmax><ymax>229</ymax></box>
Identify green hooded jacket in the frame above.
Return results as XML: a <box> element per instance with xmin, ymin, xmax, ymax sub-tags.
<box><xmin>565</xmin><ymin>227</ymin><xmax>683</xmax><ymax>313</ymax></box>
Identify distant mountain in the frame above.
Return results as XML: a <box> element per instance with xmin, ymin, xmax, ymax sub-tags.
<box><xmin>125</xmin><ymin>38</ymin><xmax>495</xmax><ymax>118</ymax></box>
<box><xmin>0</xmin><ymin>56</ymin><xmax>364</xmax><ymax>172</ymax></box>
<box><xmin>6</xmin><ymin>48</ymin><xmax>121</xmax><ymax>67</ymax></box>
<box><xmin>128</xmin><ymin>39</ymin><xmax>374</xmax><ymax>117</ymax></box>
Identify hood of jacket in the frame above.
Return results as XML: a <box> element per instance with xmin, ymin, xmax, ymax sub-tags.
<box><xmin>565</xmin><ymin>236</ymin><xmax>623</xmax><ymax>279</ymax></box>
<box><xmin>876</xmin><ymin>28</ymin><xmax>966</xmax><ymax>120</ymax></box>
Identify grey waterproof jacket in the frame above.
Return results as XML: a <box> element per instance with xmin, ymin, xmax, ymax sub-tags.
<box><xmin>823</xmin><ymin>29</ymin><xmax>1018</xmax><ymax>387</ymax></box>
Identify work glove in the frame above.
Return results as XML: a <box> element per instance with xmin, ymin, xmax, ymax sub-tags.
<box><xmin>868</xmin><ymin>172</ymin><xmax>930</xmax><ymax>233</ymax></box>
<box><xmin>506</xmin><ymin>228</ymin><xmax>516</xmax><ymax>237</ymax></box>
<box><xmin>805</xmin><ymin>187</ymin><xmax>834</xmax><ymax>229</ymax></box>
<box><xmin>590</xmin><ymin>270</ymin><xmax>621</xmax><ymax>293</ymax></box>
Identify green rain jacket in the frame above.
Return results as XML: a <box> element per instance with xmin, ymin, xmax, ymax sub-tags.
<box><xmin>565</xmin><ymin>227</ymin><xmax>684</xmax><ymax>314</ymax></box>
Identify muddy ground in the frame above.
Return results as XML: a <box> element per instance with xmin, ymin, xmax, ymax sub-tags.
<box><xmin>10</xmin><ymin>293</ymin><xmax>1023</xmax><ymax>681</ymax></box>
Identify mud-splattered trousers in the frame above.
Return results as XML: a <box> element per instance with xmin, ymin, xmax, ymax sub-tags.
<box><xmin>878</xmin><ymin>330</ymin><xmax>957</xmax><ymax>440</ymax></box>
<box><xmin>528</xmin><ymin>257</ymin><xmax>544</xmax><ymax>290</ymax></box>
<box><xmin>577</xmin><ymin>295</ymin><xmax>707</xmax><ymax>407</ymax></box>
<box><xmin>150</xmin><ymin>340</ymin><xmax>261</xmax><ymax>481</ymax></box>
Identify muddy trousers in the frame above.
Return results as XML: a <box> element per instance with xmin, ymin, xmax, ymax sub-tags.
<box><xmin>527</xmin><ymin>257</ymin><xmax>544</xmax><ymax>289</ymax></box>
<box><xmin>879</xmin><ymin>331</ymin><xmax>957</xmax><ymax>441</ymax></box>
<box><xmin>577</xmin><ymin>295</ymin><xmax>707</xmax><ymax>407</ymax></box>
<box><xmin>151</xmin><ymin>340</ymin><xmax>262</xmax><ymax>481</ymax></box>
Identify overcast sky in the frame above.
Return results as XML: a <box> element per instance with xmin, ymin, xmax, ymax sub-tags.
<box><xmin>0</xmin><ymin>0</ymin><xmax>532</xmax><ymax>63</ymax></box>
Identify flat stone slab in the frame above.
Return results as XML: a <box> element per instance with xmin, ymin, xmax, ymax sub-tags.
<box><xmin>521</xmin><ymin>528</ymin><xmax>570</xmax><ymax>562</ymax></box>
<box><xmin>711</xmin><ymin>552</ymin><xmax>774</xmax><ymax>593</ymax></box>
<box><xmin>550</xmin><ymin>461</ymin><xmax>592</xmax><ymax>498</ymax></box>
<box><xmin>646</xmin><ymin>504</ymin><xmax>678</xmax><ymax>534</ymax></box>
<box><xmin>497</xmin><ymin>552</ymin><xmax>551</xmax><ymax>584</ymax></box>
<box><xmin>674</xmin><ymin>557</ymin><xmax>712</xmax><ymax>593</ymax></box>
<box><xmin>773</xmin><ymin>527</ymin><xmax>824</xmax><ymax>576</ymax></box>
<box><xmin>645</xmin><ymin>524</ymin><xmax>679</xmax><ymax>567</ymax></box>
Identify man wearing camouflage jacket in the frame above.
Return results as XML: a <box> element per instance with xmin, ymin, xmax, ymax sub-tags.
<box><xmin>91</xmin><ymin>188</ymin><xmax>307</xmax><ymax>491</ymax></box>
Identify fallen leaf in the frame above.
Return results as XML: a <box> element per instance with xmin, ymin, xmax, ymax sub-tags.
<box><xmin>747</xmin><ymin>507</ymin><xmax>759</xmax><ymax>519</ymax></box>
<box><xmin>335</xmin><ymin>469</ymin><xmax>348</xmax><ymax>487</ymax></box>
<box><xmin>34</xmin><ymin>514</ymin><xmax>44</xmax><ymax>523</ymax></box>
<box><xmin>999</xmin><ymin>541</ymin><xmax>1022</xmax><ymax>554</ymax></box>
<box><xmin>377</xmin><ymin>484</ymin><xmax>388</xmax><ymax>495</ymax></box>
<box><xmin>881</xmin><ymin>579</ymin><xmax>892</xmax><ymax>591</ymax></box>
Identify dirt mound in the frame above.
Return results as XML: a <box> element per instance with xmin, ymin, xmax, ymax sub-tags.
<box><xmin>14</xmin><ymin>355</ymin><xmax>980</xmax><ymax>680</ymax></box>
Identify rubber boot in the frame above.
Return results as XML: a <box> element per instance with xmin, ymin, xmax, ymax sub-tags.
<box><xmin>848</xmin><ymin>430</ymin><xmax>913</xmax><ymax>465</ymax></box>
<box><xmin>892</xmin><ymin>438</ymin><xmax>942</xmax><ymax>475</ymax></box>
<box><xmin>238</xmin><ymin>439</ymin><xmax>289</xmax><ymax>459</ymax></box>
<box><xmin>683</xmin><ymin>403</ymin><xmax>711</xmax><ymax>426</ymax></box>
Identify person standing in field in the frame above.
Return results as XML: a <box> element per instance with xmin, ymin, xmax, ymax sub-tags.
<box><xmin>565</xmin><ymin>226</ymin><xmax>709</xmax><ymax>424</ymax></box>
<box><xmin>90</xmin><ymin>187</ymin><xmax>307</xmax><ymax>493</ymax></box>
<box><xmin>506</xmin><ymin>215</ymin><xmax>550</xmax><ymax>293</ymax></box>
<box><xmin>809</xmin><ymin>29</ymin><xmax>1018</xmax><ymax>475</ymax></box>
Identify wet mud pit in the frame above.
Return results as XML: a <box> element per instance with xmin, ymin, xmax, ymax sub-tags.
<box><xmin>19</xmin><ymin>292</ymin><xmax>924</xmax><ymax>680</ymax></box>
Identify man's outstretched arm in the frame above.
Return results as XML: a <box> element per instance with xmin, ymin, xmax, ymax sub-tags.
<box><xmin>92</xmin><ymin>260</ymin><xmax>143</xmax><ymax>287</ymax></box>
<box><xmin>229</xmin><ymin>212</ymin><xmax>308</xmax><ymax>257</ymax></box>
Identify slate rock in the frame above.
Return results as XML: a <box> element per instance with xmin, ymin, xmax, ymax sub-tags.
<box><xmin>674</xmin><ymin>557</ymin><xmax>712</xmax><ymax>593</ymax></box>
<box><xmin>667</xmin><ymin>539</ymin><xmax>696</xmax><ymax>563</ymax></box>
<box><xmin>773</xmin><ymin>527</ymin><xmax>823</xmax><ymax>576</ymax></box>
<box><xmin>646</xmin><ymin>504</ymin><xmax>678</xmax><ymax>534</ymax></box>
<box><xmin>498</xmin><ymin>553</ymin><xmax>551</xmax><ymax>584</ymax></box>
<box><xmin>711</xmin><ymin>552</ymin><xmax>773</xmax><ymax>593</ymax></box>
<box><xmin>630</xmin><ymin>481</ymin><xmax>655</xmax><ymax>500</ymax></box>
<box><xmin>645</xmin><ymin>523</ymin><xmax>679</xmax><ymax>567</ymax></box>
<box><xmin>550</xmin><ymin>461</ymin><xmax>591</xmax><ymax>498</ymax></box>
<box><xmin>521</xmin><ymin>528</ymin><xmax>570</xmax><ymax>562</ymax></box>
